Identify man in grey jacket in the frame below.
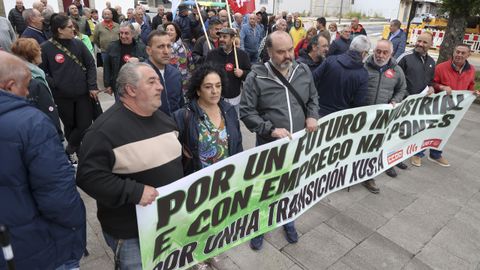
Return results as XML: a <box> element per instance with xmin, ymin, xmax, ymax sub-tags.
<box><xmin>240</xmin><ymin>31</ymin><xmax>319</xmax><ymax>250</ymax></box>
<box><xmin>363</xmin><ymin>39</ymin><xmax>408</xmax><ymax>193</ymax></box>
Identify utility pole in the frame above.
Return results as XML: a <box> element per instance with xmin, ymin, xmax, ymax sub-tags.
<box><xmin>406</xmin><ymin>0</ymin><xmax>418</xmax><ymax>39</ymax></box>
<box><xmin>338</xmin><ymin>0</ymin><xmax>343</xmax><ymax>24</ymax></box>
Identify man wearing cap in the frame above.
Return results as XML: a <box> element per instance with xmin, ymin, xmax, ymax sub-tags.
<box><xmin>206</xmin><ymin>28</ymin><xmax>251</xmax><ymax>113</ymax></box>
<box><xmin>174</xmin><ymin>3</ymin><xmax>198</xmax><ymax>46</ymax></box>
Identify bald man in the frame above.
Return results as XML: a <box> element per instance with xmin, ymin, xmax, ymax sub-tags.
<box><xmin>0</xmin><ymin>51</ymin><xmax>86</xmax><ymax>269</ymax></box>
<box><xmin>32</xmin><ymin>1</ymin><xmax>45</xmax><ymax>13</ymax></box>
<box><xmin>240</xmin><ymin>31</ymin><xmax>319</xmax><ymax>250</ymax></box>
<box><xmin>233</xmin><ymin>12</ymin><xmax>243</xmax><ymax>31</ymax></box>
<box><xmin>397</xmin><ymin>32</ymin><xmax>436</xmax><ymax>167</ymax></box>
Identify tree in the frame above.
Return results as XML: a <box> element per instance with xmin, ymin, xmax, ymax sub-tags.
<box><xmin>437</xmin><ymin>0</ymin><xmax>480</xmax><ymax>64</ymax></box>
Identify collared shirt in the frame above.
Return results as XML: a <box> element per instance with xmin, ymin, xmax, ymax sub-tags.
<box><xmin>21</xmin><ymin>26</ymin><xmax>47</xmax><ymax>45</ymax></box>
<box><xmin>451</xmin><ymin>61</ymin><xmax>466</xmax><ymax>74</ymax></box>
<box><xmin>389</xmin><ymin>29</ymin><xmax>401</xmax><ymax>41</ymax></box>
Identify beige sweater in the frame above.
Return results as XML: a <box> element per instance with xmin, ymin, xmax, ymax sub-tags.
<box><xmin>93</xmin><ymin>22</ymin><xmax>120</xmax><ymax>51</ymax></box>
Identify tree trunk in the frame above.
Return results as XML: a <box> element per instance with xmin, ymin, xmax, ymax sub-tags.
<box><xmin>437</xmin><ymin>15</ymin><xmax>467</xmax><ymax>64</ymax></box>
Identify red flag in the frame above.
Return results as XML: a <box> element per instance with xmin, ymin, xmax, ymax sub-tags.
<box><xmin>227</xmin><ymin>0</ymin><xmax>256</xmax><ymax>15</ymax></box>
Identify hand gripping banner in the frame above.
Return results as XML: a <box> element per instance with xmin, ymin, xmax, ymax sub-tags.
<box><xmin>136</xmin><ymin>91</ymin><xmax>476</xmax><ymax>270</ymax></box>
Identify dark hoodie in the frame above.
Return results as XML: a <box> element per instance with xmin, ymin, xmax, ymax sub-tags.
<box><xmin>313</xmin><ymin>50</ymin><xmax>368</xmax><ymax>116</ymax></box>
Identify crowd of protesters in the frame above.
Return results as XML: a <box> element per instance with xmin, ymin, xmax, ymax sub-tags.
<box><xmin>0</xmin><ymin>1</ymin><xmax>479</xmax><ymax>269</ymax></box>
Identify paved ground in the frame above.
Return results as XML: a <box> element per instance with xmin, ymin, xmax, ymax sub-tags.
<box><xmin>79</xmin><ymin>87</ymin><xmax>480</xmax><ymax>269</ymax></box>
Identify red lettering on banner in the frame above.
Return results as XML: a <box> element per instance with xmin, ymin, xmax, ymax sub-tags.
<box><xmin>421</xmin><ymin>139</ymin><xmax>442</xmax><ymax>149</ymax></box>
<box><xmin>387</xmin><ymin>150</ymin><xmax>403</xmax><ymax>165</ymax></box>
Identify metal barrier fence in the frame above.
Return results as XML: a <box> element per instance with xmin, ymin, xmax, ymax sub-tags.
<box><xmin>409</xmin><ymin>28</ymin><xmax>480</xmax><ymax>53</ymax></box>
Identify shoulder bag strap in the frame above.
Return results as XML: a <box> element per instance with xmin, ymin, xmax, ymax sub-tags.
<box><xmin>49</xmin><ymin>38</ymin><xmax>86</xmax><ymax>72</ymax></box>
<box><xmin>268</xmin><ymin>62</ymin><xmax>307</xmax><ymax>117</ymax></box>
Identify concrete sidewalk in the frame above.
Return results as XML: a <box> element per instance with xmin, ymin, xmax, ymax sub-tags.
<box><xmin>79</xmin><ymin>91</ymin><xmax>480</xmax><ymax>270</ymax></box>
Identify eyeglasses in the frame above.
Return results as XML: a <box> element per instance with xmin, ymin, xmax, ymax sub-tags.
<box><xmin>65</xmin><ymin>25</ymin><xmax>74</xmax><ymax>29</ymax></box>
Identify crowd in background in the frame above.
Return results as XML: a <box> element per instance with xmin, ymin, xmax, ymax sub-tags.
<box><xmin>0</xmin><ymin>1</ymin><xmax>478</xmax><ymax>269</ymax></box>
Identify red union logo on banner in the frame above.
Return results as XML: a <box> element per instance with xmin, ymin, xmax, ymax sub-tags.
<box><xmin>421</xmin><ymin>139</ymin><xmax>442</xmax><ymax>149</ymax></box>
<box><xmin>228</xmin><ymin>0</ymin><xmax>255</xmax><ymax>14</ymax></box>
<box><xmin>387</xmin><ymin>150</ymin><xmax>403</xmax><ymax>165</ymax></box>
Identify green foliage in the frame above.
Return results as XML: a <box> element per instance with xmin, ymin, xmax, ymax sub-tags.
<box><xmin>344</xmin><ymin>11</ymin><xmax>362</xmax><ymax>19</ymax></box>
<box><xmin>300</xmin><ymin>10</ymin><xmax>310</xmax><ymax>17</ymax></box>
<box><xmin>344</xmin><ymin>11</ymin><xmax>384</xmax><ymax>19</ymax></box>
<box><xmin>440</xmin><ymin>0</ymin><xmax>480</xmax><ymax>17</ymax></box>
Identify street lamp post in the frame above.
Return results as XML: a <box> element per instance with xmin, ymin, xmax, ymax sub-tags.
<box><xmin>338</xmin><ymin>0</ymin><xmax>343</xmax><ymax>24</ymax></box>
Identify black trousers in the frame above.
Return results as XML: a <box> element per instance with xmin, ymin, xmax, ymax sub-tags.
<box><xmin>55</xmin><ymin>94</ymin><xmax>93</xmax><ymax>150</ymax></box>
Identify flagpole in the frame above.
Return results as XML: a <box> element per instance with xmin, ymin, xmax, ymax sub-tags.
<box><xmin>195</xmin><ymin>0</ymin><xmax>212</xmax><ymax>50</ymax></box>
<box><xmin>225</xmin><ymin>0</ymin><xmax>239</xmax><ymax>69</ymax></box>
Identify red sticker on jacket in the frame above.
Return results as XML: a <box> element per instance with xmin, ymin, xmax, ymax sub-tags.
<box><xmin>55</xmin><ymin>54</ymin><xmax>65</xmax><ymax>64</ymax></box>
<box><xmin>385</xmin><ymin>69</ymin><xmax>395</xmax><ymax>79</ymax></box>
<box><xmin>123</xmin><ymin>54</ymin><xmax>131</xmax><ymax>62</ymax></box>
<box><xmin>225</xmin><ymin>63</ymin><xmax>234</xmax><ymax>72</ymax></box>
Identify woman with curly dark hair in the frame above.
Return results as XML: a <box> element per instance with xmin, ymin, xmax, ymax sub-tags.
<box><xmin>173</xmin><ymin>63</ymin><xmax>242</xmax><ymax>178</ymax></box>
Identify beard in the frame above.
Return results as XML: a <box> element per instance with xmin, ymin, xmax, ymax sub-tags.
<box><xmin>373</xmin><ymin>57</ymin><xmax>388</xmax><ymax>67</ymax></box>
<box><xmin>277</xmin><ymin>60</ymin><xmax>292</xmax><ymax>70</ymax></box>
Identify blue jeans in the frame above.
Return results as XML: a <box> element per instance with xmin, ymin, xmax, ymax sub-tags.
<box><xmin>251</xmin><ymin>221</ymin><xmax>295</xmax><ymax>241</ymax></box>
<box><xmin>103</xmin><ymin>232</ymin><xmax>142</xmax><ymax>270</ymax></box>
<box><xmin>415</xmin><ymin>149</ymin><xmax>442</xmax><ymax>159</ymax></box>
<box><xmin>55</xmin><ymin>260</ymin><xmax>80</xmax><ymax>270</ymax></box>
<box><xmin>246</xmin><ymin>51</ymin><xmax>258</xmax><ymax>63</ymax></box>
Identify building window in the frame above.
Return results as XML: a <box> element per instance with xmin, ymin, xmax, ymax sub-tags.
<box><xmin>260</xmin><ymin>0</ymin><xmax>268</xmax><ymax>4</ymax></box>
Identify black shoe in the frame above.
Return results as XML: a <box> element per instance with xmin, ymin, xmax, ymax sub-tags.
<box><xmin>396</xmin><ymin>162</ymin><xmax>408</xmax><ymax>170</ymax></box>
<box><xmin>284</xmin><ymin>225</ymin><xmax>298</xmax><ymax>243</ymax></box>
<box><xmin>362</xmin><ymin>179</ymin><xmax>380</xmax><ymax>194</ymax></box>
<box><xmin>385</xmin><ymin>167</ymin><xmax>397</xmax><ymax>178</ymax></box>
<box><xmin>250</xmin><ymin>235</ymin><xmax>264</xmax><ymax>250</ymax></box>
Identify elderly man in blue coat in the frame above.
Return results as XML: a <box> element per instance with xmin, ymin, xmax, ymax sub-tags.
<box><xmin>0</xmin><ymin>51</ymin><xmax>86</xmax><ymax>270</ymax></box>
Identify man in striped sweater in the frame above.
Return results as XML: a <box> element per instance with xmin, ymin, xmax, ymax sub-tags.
<box><xmin>77</xmin><ymin>62</ymin><xmax>184</xmax><ymax>269</ymax></box>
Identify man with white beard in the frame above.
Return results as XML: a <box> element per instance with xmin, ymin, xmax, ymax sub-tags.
<box><xmin>363</xmin><ymin>39</ymin><xmax>408</xmax><ymax>193</ymax></box>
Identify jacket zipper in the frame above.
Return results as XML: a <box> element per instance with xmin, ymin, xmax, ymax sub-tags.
<box><xmin>257</xmin><ymin>63</ymin><xmax>301</xmax><ymax>134</ymax></box>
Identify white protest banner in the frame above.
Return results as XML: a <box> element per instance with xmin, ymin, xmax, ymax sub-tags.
<box><xmin>136</xmin><ymin>91</ymin><xmax>476</xmax><ymax>270</ymax></box>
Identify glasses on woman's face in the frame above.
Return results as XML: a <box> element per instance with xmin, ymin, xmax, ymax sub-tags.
<box><xmin>65</xmin><ymin>24</ymin><xmax>74</xmax><ymax>29</ymax></box>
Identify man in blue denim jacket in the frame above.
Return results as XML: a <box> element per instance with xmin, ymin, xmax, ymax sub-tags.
<box><xmin>240</xmin><ymin>13</ymin><xmax>265</xmax><ymax>63</ymax></box>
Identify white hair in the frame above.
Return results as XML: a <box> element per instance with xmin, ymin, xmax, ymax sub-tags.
<box><xmin>350</xmin><ymin>35</ymin><xmax>371</xmax><ymax>53</ymax></box>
